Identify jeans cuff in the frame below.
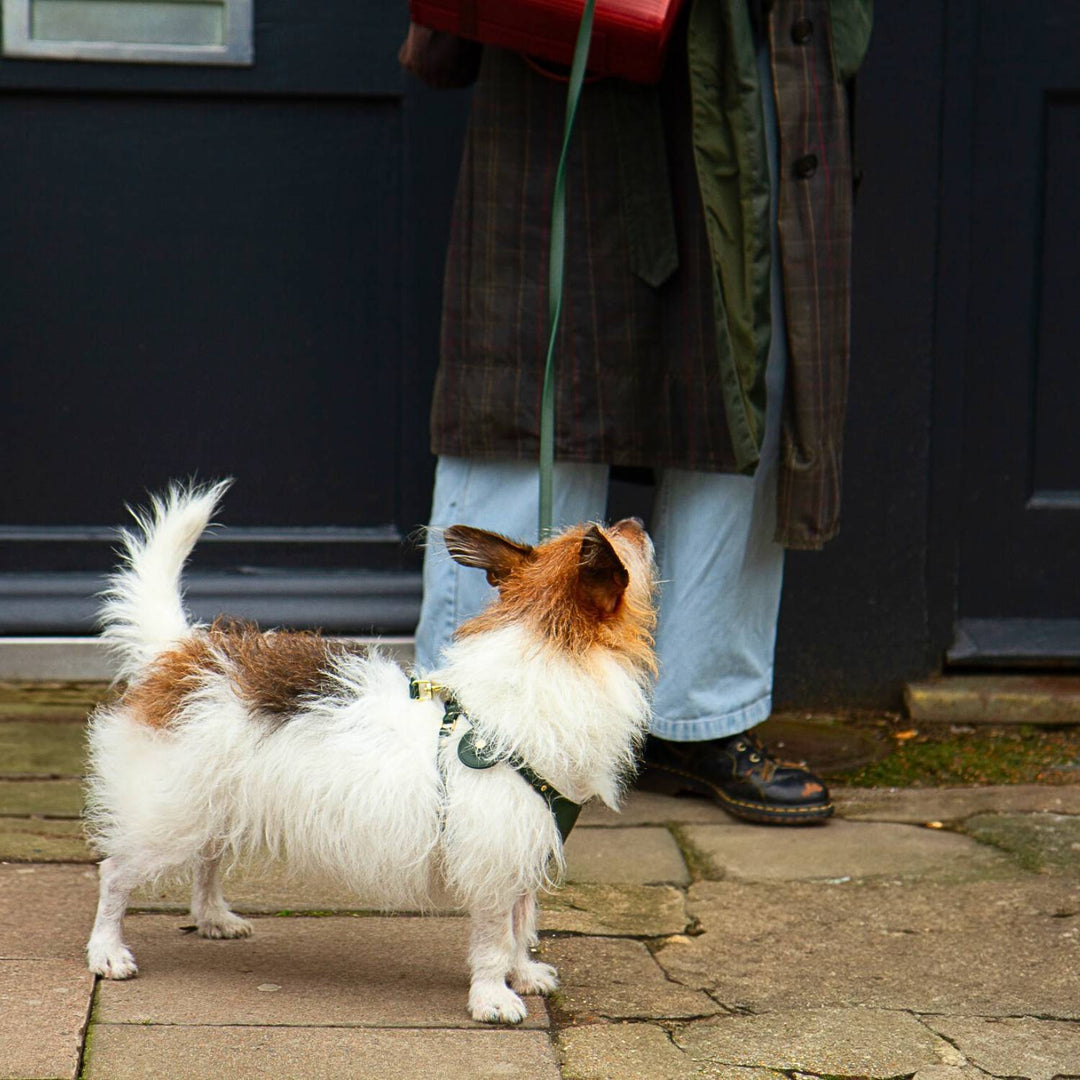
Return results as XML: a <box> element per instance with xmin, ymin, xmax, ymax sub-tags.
<box><xmin>649</xmin><ymin>692</ymin><xmax>773</xmax><ymax>742</ymax></box>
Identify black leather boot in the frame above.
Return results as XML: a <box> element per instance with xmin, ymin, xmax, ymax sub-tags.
<box><xmin>639</xmin><ymin>730</ymin><xmax>834</xmax><ymax>825</ymax></box>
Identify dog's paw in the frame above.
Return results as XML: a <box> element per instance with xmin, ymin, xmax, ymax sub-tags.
<box><xmin>468</xmin><ymin>981</ymin><xmax>528</xmax><ymax>1024</ymax></box>
<box><xmin>511</xmin><ymin>960</ymin><xmax>558</xmax><ymax>996</ymax></box>
<box><xmin>87</xmin><ymin>944</ymin><xmax>138</xmax><ymax>980</ymax></box>
<box><xmin>197</xmin><ymin>912</ymin><xmax>254</xmax><ymax>940</ymax></box>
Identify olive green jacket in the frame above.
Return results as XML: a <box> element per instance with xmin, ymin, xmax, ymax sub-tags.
<box><xmin>689</xmin><ymin>0</ymin><xmax>872</xmax><ymax>546</ymax></box>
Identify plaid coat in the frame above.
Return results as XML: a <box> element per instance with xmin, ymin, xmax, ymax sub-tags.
<box><xmin>429</xmin><ymin>0</ymin><xmax>872</xmax><ymax>549</ymax></box>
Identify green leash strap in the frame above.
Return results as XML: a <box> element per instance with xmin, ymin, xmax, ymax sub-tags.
<box><xmin>539</xmin><ymin>0</ymin><xmax>596</xmax><ymax>539</ymax></box>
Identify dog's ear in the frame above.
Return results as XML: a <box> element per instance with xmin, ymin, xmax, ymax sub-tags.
<box><xmin>577</xmin><ymin>525</ymin><xmax>630</xmax><ymax>617</ymax></box>
<box><xmin>444</xmin><ymin>526</ymin><xmax>535</xmax><ymax>587</ymax></box>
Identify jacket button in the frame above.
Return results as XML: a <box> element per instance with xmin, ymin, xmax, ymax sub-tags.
<box><xmin>791</xmin><ymin>18</ymin><xmax>813</xmax><ymax>44</ymax></box>
<box><xmin>794</xmin><ymin>153</ymin><xmax>818</xmax><ymax>179</ymax></box>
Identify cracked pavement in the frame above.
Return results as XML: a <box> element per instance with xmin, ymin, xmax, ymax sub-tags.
<box><xmin>2</xmin><ymin>706</ymin><xmax>1079</xmax><ymax>1078</ymax></box>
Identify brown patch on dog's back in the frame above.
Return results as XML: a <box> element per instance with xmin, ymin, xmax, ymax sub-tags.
<box><xmin>218</xmin><ymin>619</ymin><xmax>362</xmax><ymax>718</ymax></box>
<box><xmin>124</xmin><ymin>617</ymin><xmax>365</xmax><ymax>729</ymax></box>
<box><xmin>124</xmin><ymin>635</ymin><xmax>218</xmax><ymax>729</ymax></box>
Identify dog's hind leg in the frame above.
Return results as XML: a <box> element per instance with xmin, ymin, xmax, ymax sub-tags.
<box><xmin>467</xmin><ymin>902</ymin><xmax>529</xmax><ymax>1024</ymax></box>
<box><xmin>508</xmin><ymin>891</ymin><xmax>558</xmax><ymax>996</ymax></box>
<box><xmin>190</xmin><ymin>851</ymin><xmax>253</xmax><ymax>940</ymax></box>
<box><xmin>86</xmin><ymin>856</ymin><xmax>140</xmax><ymax>979</ymax></box>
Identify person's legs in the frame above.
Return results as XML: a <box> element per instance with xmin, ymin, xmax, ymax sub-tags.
<box><xmin>637</xmin><ymin>38</ymin><xmax>832</xmax><ymax>824</ymax></box>
<box><xmin>414</xmin><ymin>457</ymin><xmax>609</xmax><ymax>670</ymax></box>
<box><xmin>640</xmin><ymin>309</ymin><xmax>830</xmax><ymax>823</ymax></box>
<box><xmin>649</xmin><ymin>344</ymin><xmax>786</xmax><ymax>743</ymax></box>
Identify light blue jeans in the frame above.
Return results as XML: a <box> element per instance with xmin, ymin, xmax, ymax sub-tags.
<box><xmin>415</xmin><ymin>45</ymin><xmax>787</xmax><ymax>741</ymax></box>
<box><xmin>414</xmin><ymin>330</ymin><xmax>785</xmax><ymax>741</ymax></box>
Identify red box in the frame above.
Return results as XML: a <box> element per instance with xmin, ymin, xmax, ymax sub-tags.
<box><xmin>409</xmin><ymin>0</ymin><xmax>682</xmax><ymax>85</ymax></box>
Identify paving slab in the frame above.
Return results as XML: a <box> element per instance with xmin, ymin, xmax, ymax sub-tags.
<box><xmin>681</xmin><ymin>819</ymin><xmax>1015</xmax><ymax>883</ymax></box>
<box><xmin>96</xmin><ymin>914</ymin><xmax>549</xmax><ymax>1029</ymax></box>
<box><xmin>128</xmin><ymin>860</ymin><xmax>454</xmax><ymax>915</ymax></box>
<box><xmin>0</xmin><ymin>864</ymin><xmax>100</xmax><ymax>959</ymax></box>
<box><xmin>581</xmin><ymin>790</ymin><xmax>732</xmax><ymax>827</ymax></box>
<box><xmin>924</xmin><ymin>1015</ymin><xmax>1080</xmax><ymax>1080</ymax></box>
<box><xmin>963</xmin><ymin>811</ymin><xmax>1080</xmax><ymax>875</ymax></box>
<box><xmin>0</xmin><ymin>779</ymin><xmax>84</xmax><ymax>818</ymax></box>
<box><xmin>655</xmin><ymin>879</ymin><xmax>1080</xmax><ymax>1017</ymax></box>
<box><xmin>539</xmin><ymin>936</ymin><xmax>720</xmax><ymax>1021</ymax></box>
<box><xmin>559</xmin><ymin>1021</ymin><xmax>780</xmax><ymax>1080</ymax></box>
<box><xmin>906</xmin><ymin>674</ymin><xmax>1080</xmax><ymax>725</ymax></box>
<box><xmin>0</xmin><ymin>720</ymin><xmax>85</xmax><ymax>777</ymax></box>
<box><xmin>835</xmin><ymin>783</ymin><xmax>1080</xmax><ymax>822</ymax></box>
<box><xmin>86</xmin><ymin>1025</ymin><xmax>560</xmax><ymax>1080</ymax></box>
<box><xmin>539</xmin><ymin>882</ymin><xmax>689</xmax><ymax>937</ymax></box>
<box><xmin>564</xmin><ymin>827</ymin><xmax>689</xmax><ymax>885</ymax></box>
<box><xmin>0</xmin><ymin>816</ymin><xmax>93</xmax><ymax>862</ymax></box>
<box><xmin>0</xmin><ymin>958</ymin><xmax>94</xmax><ymax>1080</ymax></box>
<box><xmin>675</xmin><ymin>1007</ymin><xmax>957</xmax><ymax>1076</ymax></box>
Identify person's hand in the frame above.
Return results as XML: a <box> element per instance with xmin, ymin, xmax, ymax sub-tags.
<box><xmin>398</xmin><ymin>21</ymin><xmax>483</xmax><ymax>88</ymax></box>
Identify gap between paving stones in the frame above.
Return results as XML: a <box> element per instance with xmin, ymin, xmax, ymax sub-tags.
<box><xmin>90</xmin><ymin>1020</ymin><xmax>555</xmax><ymax>1030</ymax></box>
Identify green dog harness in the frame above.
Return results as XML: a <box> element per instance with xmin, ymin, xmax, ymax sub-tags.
<box><xmin>410</xmin><ymin>679</ymin><xmax>582</xmax><ymax>842</ymax></box>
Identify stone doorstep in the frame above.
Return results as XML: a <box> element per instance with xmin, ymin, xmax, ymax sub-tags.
<box><xmin>905</xmin><ymin>674</ymin><xmax>1080</xmax><ymax>725</ymax></box>
<box><xmin>0</xmin><ymin>637</ymin><xmax>416</xmax><ymax>683</ymax></box>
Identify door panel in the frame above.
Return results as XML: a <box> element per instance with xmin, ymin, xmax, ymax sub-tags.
<box><xmin>6</xmin><ymin>95</ymin><xmax>400</xmax><ymax>531</ymax></box>
<box><xmin>954</xmin><ymin>2</ymin><xmax>1080</xmax><ymax>656</ymax></box>
<box><xmin>0</xmin><ymin>1</ymin><xmax>470</xmax><ymax>631</ymax></box>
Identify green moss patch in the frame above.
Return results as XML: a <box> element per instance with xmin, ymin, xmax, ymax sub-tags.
<box><xmin>836</xmin><ymin>721</ymin><xmax>1080</xmax><ymax>788</ymax></box>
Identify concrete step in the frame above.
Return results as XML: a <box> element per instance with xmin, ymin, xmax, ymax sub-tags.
<box><xmin>905</xmin><ymin>674</ymin><xmax>1080</xmax><ymax>725</ymax></box>
<box><xmin>0</xmin><ymin>636</ymin><xmax>415</xmax><ymax>681</ymax></box>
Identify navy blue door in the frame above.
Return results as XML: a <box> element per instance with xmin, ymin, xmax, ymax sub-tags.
<box><xmin>0</xmin><ymin>2</ymin><xmax>470</xmax><ymax>633</ymax></box>
<box><xmin>947</xmin><ymin>1</ymin><xmax>1080</xmax><ymax>663</ymax></box>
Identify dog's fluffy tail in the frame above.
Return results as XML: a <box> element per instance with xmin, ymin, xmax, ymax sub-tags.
<box><xmin>99</xmin><ymin>479</ymin><xmax>232</xmax><ymax>680</ymax></box>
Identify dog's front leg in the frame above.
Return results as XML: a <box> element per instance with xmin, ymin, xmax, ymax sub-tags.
<box><xmin>467</xmin><ymin>902</ymin><xmax>529</xmax><ymax>1023</ymax></box>
<box><xmin>191</xmin><ymin>852</ymin><xmax>253</xmax><ymax>940</ymax></box>
<box><xmin>86</xmin><ymin>856</ymin><xmax>139</xmax><ymax>979</ymax></box>
<box><xmin>508</xmin><ymin>891</ymin><xmax>557</xmax><ymax>996</ymax></box>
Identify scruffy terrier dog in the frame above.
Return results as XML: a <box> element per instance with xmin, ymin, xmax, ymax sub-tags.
<box><xmin>84</xmin><ymin>482</ymin><xmax>657</xmax><ymax>1023</ymax></box>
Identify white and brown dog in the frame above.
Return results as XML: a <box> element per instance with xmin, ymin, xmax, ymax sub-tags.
<box><xmin>84</xmin><ymin>482</ymin><xmax>657</xmax><ymax>1023</ymax></box>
